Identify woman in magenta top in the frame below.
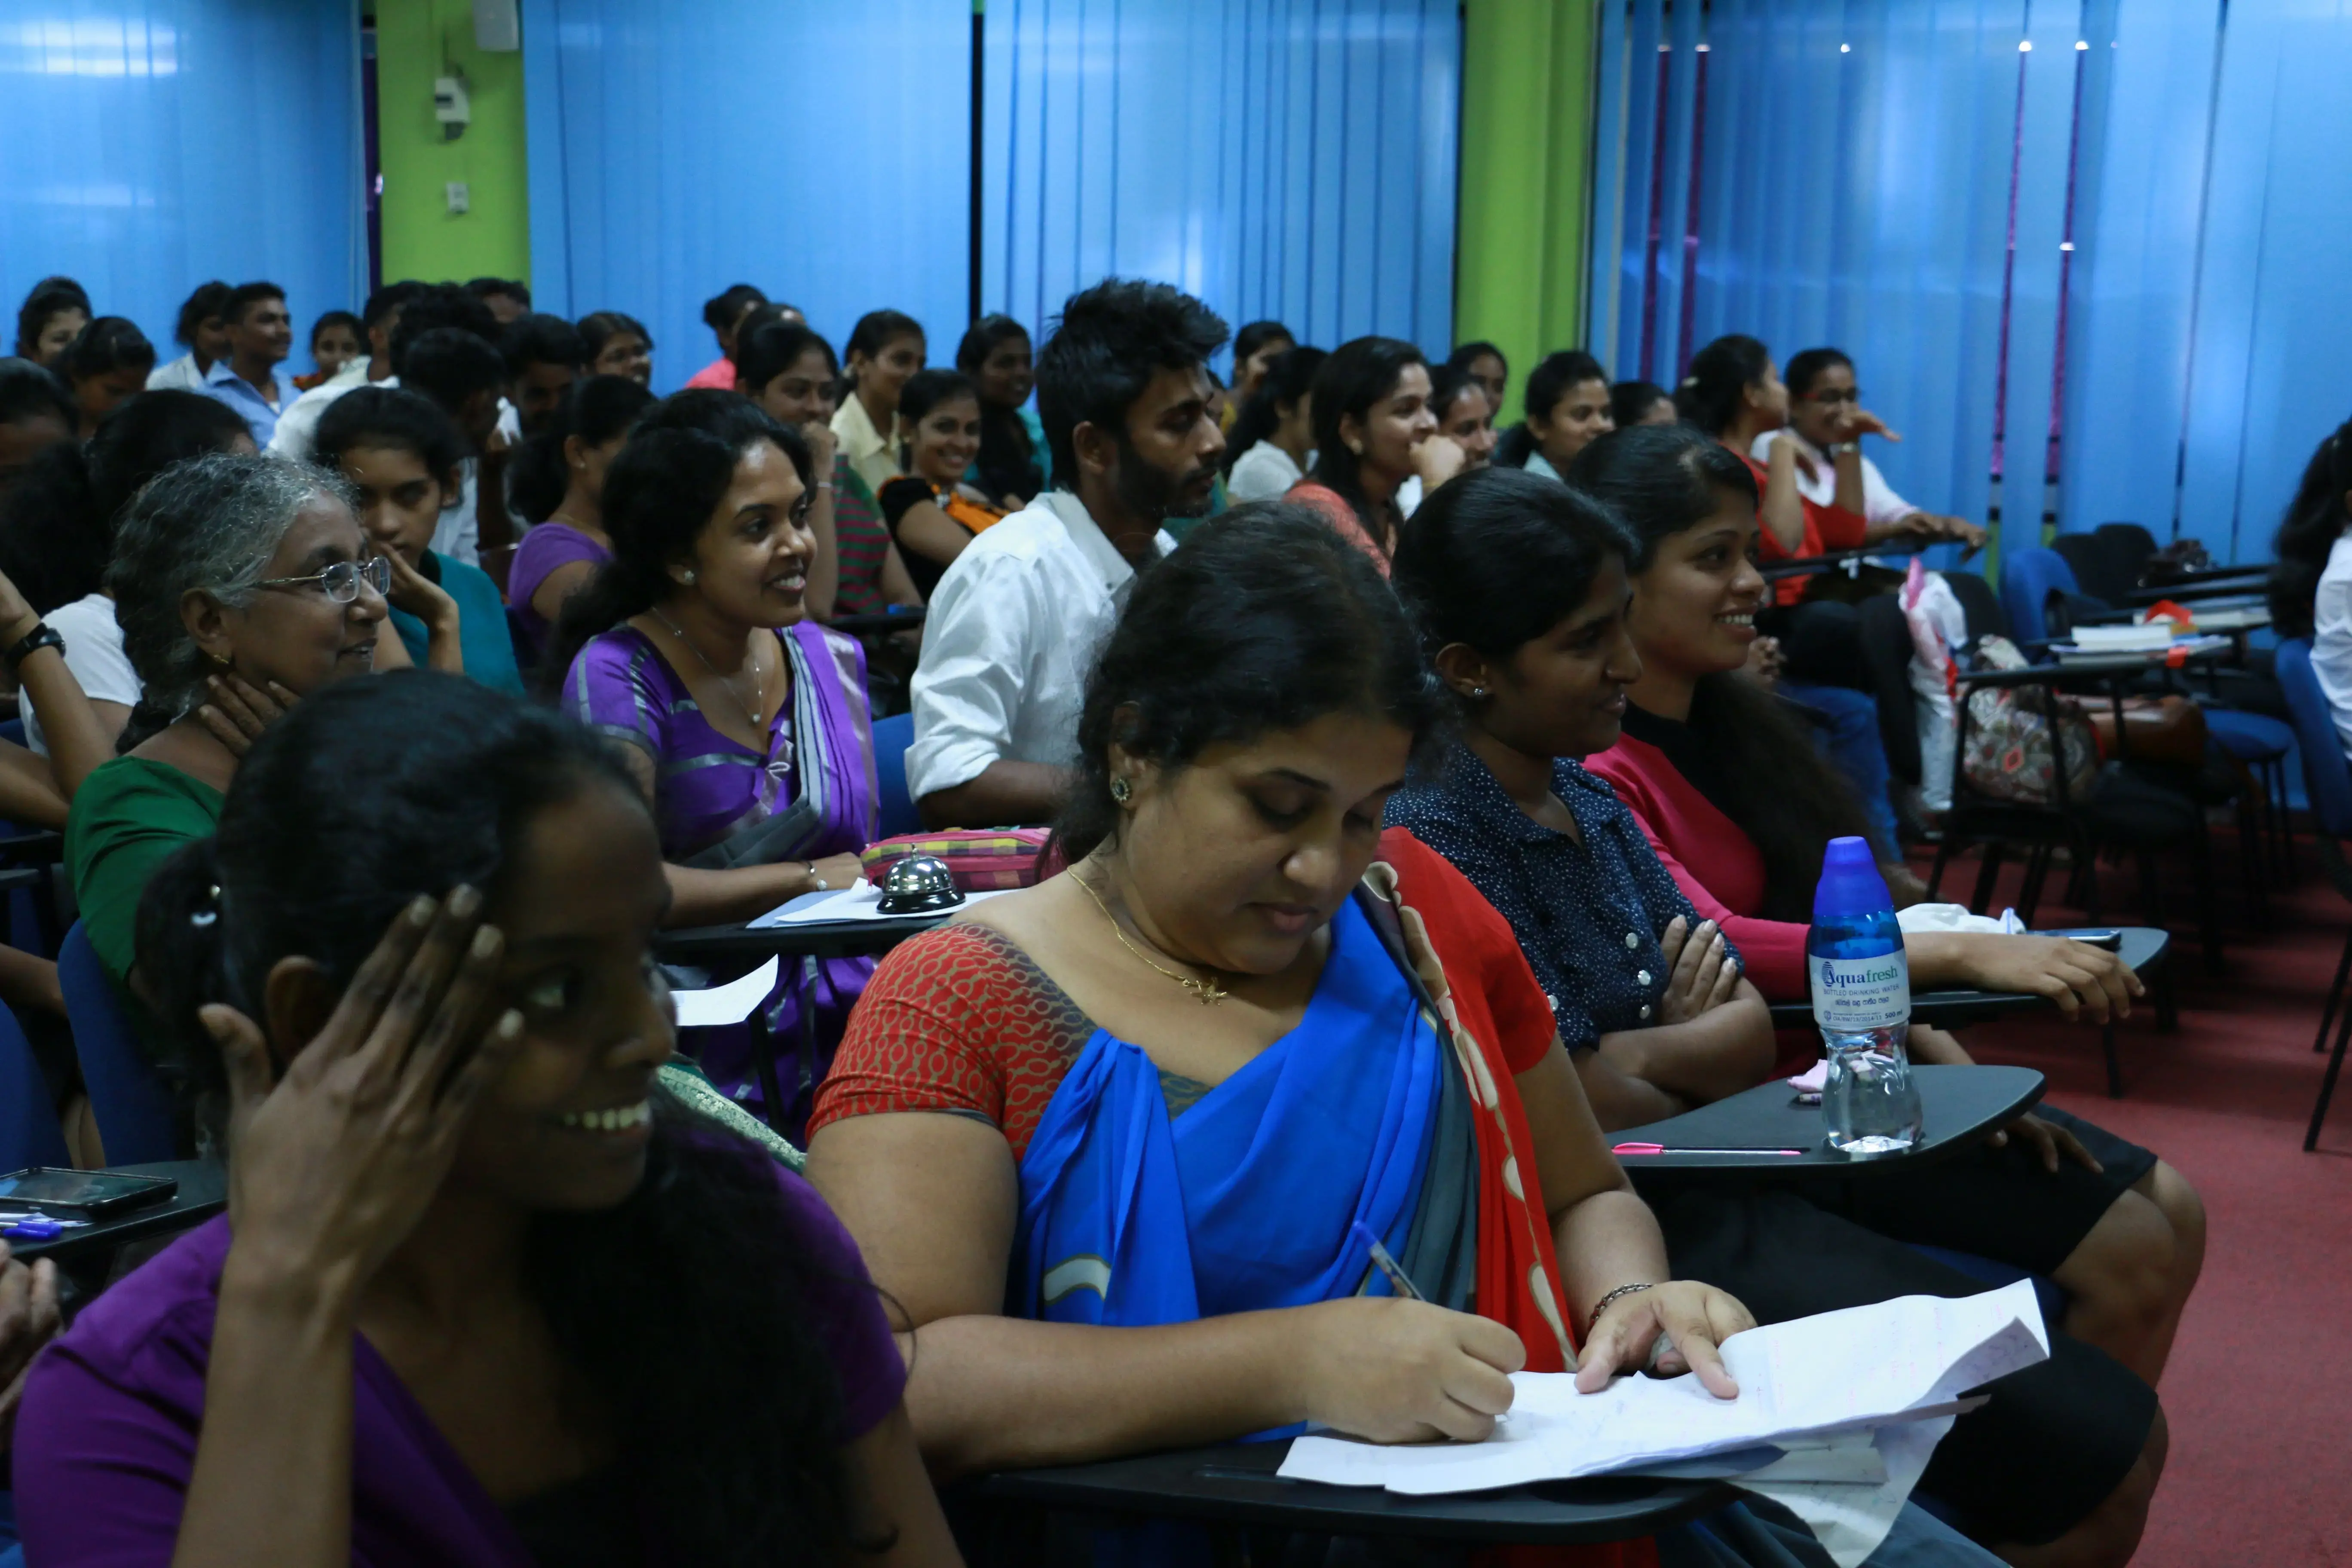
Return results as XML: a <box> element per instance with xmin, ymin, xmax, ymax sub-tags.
<box><xmin>507</xmin><ymin>375</ymin><xmax>655</xmax><ymax>667</ymax></box>
<box><xmin>15</xmin><ymin>673</ymin><xmax>956</xmax><ymax>1568</ymax></box>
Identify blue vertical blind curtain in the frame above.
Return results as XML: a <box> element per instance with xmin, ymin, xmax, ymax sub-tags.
<box><xmin>0</xmin><ymin>0</ymin><xmax>363</xmax><ymax>377</ymax></box>
<box><xmin>520</xmin><ymin>0</ymin><xmax>972</xmax><ymax>393</ymax></box>
<box><xmin>981</xmin><ymin>0</ymin><xmax>1459</xmax><ymax>368</ymax></box>
<box><xmin>1589</xmin><ymin>0</ymin><xmax>2352</xmax><ymax>562</ymax></box>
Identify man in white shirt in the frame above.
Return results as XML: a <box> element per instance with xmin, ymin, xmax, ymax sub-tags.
<box><xmin>1752</xmin><ymin>348</ymin><xmax>1985</xmax><ymax>550</ymax></box>
<box><xmin>399</xmin><ymin>325</ymin><xmax>514</xmax><ymax>567</ymax></box>
<box><xmin>909</xmin><ymin>279</ymin><xmax>1230</xmax><ymax>828</ymax></box>
<box><xmin>146</xmin><ymin>281</ymin><xmax>233</xmax><ymax>392</ymax></box>
<box><xmin>269</xmin><ymin>281</ymin><xmax>425</xmax><ymax>462</ymax></box>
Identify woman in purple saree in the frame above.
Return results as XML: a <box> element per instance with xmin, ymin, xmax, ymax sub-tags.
<box><xmin>553</xmin><ymin>391</ymin><xmax>880</xmax><ymax>1130</ymax></box>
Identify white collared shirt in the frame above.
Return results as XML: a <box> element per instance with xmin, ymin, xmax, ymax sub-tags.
<box><xmin>266</xmin><ymin>356</ymin><xmax>375</xmax><ymax>462</ymax></box>
<box><xmin>832</xmin><ymin>393</ymin><xmax>900</xmax><ymax>500</ymax></box>
<box><xmin>145</xmin><ymin>354</ymin><xmax>209</xmax><ymax>392</ymax></box>
<box><xmin>1228</xmin><ymin>440</ymin><xmax>1304</xmax><ymax>503</ymax></box>
<box><xmin>2311</xmin><ymin>532</ymin><xmax>2352</xmax><ymax>760</ymax></box>
<box><xmin>1749</xmin><ymin>430</ymin><xmax>1919</xmax><ymax>526</ymax></box>
<box><xmin>906</xmin><ymin>489</ymin><xmax>1173</xmax><ymax>803</ymax></box>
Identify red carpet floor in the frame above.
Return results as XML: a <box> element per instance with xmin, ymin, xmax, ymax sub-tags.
<box><xmin>1918</xmin><ymin>838</ymin><xmax>2352</xmax><ymax>1565</ymax></box>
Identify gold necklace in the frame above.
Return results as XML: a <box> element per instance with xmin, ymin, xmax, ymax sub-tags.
<box><xmin>1077</xmin><ymin>869</ymin><xmax>1229</xmax><ymax>1006</ymax></box>
<box><xmin>652</xmin><ymin>609</ymin><xmax>769</xmax><ymax>730</ymax></box>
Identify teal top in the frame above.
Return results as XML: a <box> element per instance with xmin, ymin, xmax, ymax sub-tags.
<box><xmin>388</xmin><ymin>551</ymin><xmax>522</xmax><ymax>695</ymax></box>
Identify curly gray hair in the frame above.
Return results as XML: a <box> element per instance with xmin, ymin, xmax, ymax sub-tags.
<box><xmin>107</xmin><ymin>452</ymin><xmax>359</xmax><ymax>751</ymax></box>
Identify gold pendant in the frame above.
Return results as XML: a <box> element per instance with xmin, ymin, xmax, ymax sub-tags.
<box><xmin>1187</xmin><ymin>975</ymin><xmax>1229</xmax><ymax>1006</ymax></box>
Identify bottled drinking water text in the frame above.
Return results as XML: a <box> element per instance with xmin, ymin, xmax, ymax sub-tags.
<box><xmin>1808</xmin><ymin>836</ymin><xmax>1923</xmax><ymax>1156</ymax></box>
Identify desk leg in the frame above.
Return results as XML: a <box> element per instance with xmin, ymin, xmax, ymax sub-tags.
<box><xmin>750</xmin><ymin>1008</ymin><xmax>787</xmax><ymax>1133</ymax></box>
<box><xmin>2102</xmin><ymin>1017</ymin><xmax>2123</xmax><ymax>1099</ymax></box>
<box><xmin>797</xmin><ymin>955</ymin><xmax>821</xmax><ymax>1130</ymax></box>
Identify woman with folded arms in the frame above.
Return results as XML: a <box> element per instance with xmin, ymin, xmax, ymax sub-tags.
<box><xmin>808</xmin><ymin>504</ymin><xmax>2009</xmax><ymax>1568</ymax></box>
<box><xmin>553</xmin><ymin>392</ymin><xmax>878</xmax><ymax>1124</ymax></box>
<box><xmin>18</xmin><ymin>672</ymin><xmax>959</xmax><ymax>1567</ymax></box>
<box><xmin>1391</xmin><ymin>467</ymin><xmax>2183</xmax><ymax>1568</ymax></box>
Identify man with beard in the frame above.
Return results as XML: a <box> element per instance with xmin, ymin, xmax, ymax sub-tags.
<box><xmin>909</xmin><ymin>278</ymin><xmax>1227</xmax><ymax>829</ymax></box>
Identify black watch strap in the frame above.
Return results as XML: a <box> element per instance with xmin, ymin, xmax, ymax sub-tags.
<box><xmin>3</xmin><ymin>623</ymin><xmax>64</xmax><ymax>670</ymax></box>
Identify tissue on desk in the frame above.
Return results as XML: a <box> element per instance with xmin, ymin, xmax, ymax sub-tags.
<box><xmin>1277</xmin><ymin>1279</ymin><xmax>2047</xmax><ymax>1496</ymax></box>
<box><xmin>1895</xmin><ymin>902</ymin><xmax>2025</xmax><ymax>937</ymax></box>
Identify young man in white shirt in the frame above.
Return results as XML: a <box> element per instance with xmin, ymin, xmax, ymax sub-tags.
<box><xmin>1752</xmin><ymin>348</ymin><xmax>1986</xmax><ymax>551</ymax></box>
<box><xmin>269</xmin><ymin>282</ymin><xmax>425</xmax><ymax>462</ymax></box>
<box><xmin>909</xmin><ymin>279</ymin><xmax>1229</xmax><ymax>829</ymax></box>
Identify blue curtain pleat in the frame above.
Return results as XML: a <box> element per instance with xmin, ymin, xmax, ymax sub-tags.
<box><xmin>0</xmin><ymin>0</ymin><xmax>363</xmax><ymax>377</ymax></box>
<box><xmin>522</xmin><ymin>0</ymin><xmax>971</xmax><ymax>392</ymax></box>
<box><xmin>982</xmin><ymin>0</ymin><xmax>1455</xmax><ymax>367</ymax></box>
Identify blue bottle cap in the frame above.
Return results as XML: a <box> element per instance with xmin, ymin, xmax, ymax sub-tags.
<box><xmin>1813</xmin><ymin>835</ymin><xmax>1893</xmax><ymax>922</ymax></box>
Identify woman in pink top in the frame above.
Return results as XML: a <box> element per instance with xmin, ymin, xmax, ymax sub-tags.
<box><xmin>1283</xmin><ymin>336</ymin><xmax>1465</xmax><ymax>574</ymax></box>
<box><xmin>681</xmin><ymin>283</ymin><xmax>771</xmax><ymax>390</ymax></box>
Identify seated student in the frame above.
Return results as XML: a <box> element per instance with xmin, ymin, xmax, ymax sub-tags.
<box><xmin>57</xmin><ymin>317</ymin><xmax>156</xmax><ymax>435</ymax></box>
<box><xmin>267</xmin><ymin>281</ymin><xmax>423</xmax><ymax>461</ymax></box>
<box><xmin>314</xmin><ymin>387</ymin><xmax>523</xmax><ymax>695</ymax></box>
<box><xmin>14</xmin><ymin>280</ymin><xmax>88</xmax><ymax>369</ymax></box>
<box><xmin>0</xmin><ymin>359</ymin><xmax>77</xmax><ymax>505</ymax></box>
<box><xmin>146</xmin><ymin>281</ymin><xmax>234</xmax><ymax>392</ymax></box>
<box><xmin>811</xmin><ymin>507</ymin><xmax>2002</xmax><ymax>1568</ymax></box>
<box><xmin>0</xmin><ymin>1234</ymin><xmax>60</xmax><ymax>1559</ymax></box>
<box><xmin>1760</xmin><ymin>349</ymin><xmax>1985</xmax><ymax>551</ymax></box>
<box><xmin>467</xmin><ymin>274</ymin><xmax>533</xmax><ymax>324</ymax></box>
<box><xmin>200</xmin><ymin>282</ymin><xmax>295</xmax><ymax>447</ymax></box>
<box><xmin>1286</xmin><ymin>336</ymin><xmax>1457</xmax><ymax>571</ymax></box>
<box><xmin>739</xmin><ymin>321</ymin><xmax>923</xmax><ymax>620</ymax></box>
<box><xmin>579</xmin><ymin>309</ymin><xmax>655</xmax><ymax>386</ymax></box>
<box><xmin>1447</xmin><ymin>338</ymin><xmax>1509</xmax><ymax>413</ymax></box>
<box><xmin>956</xmin><ymin>313</ymin><xmax>1048</xmax><ymax>506</ymax></box>
<box><xmin>499</xmin><ymin>312</ymin><xmax>586</xmax><ymax>438</ymax></box>
<box><xmin>1225</xmin><ymin>318</ymin><xmax>1296</xmax><ymax>427</ymax></box>
<box><xmin>66</xmin><ymin>452</ymin><xmax>390</xmax><ymax>1038</ymax></box>
<box><xmin>1223</xmin><ymin>345</ymin><xmax>1326</xmax><ymax>503</ymax></box>
<box><xmin>1502</xmin><ymin>350</ymin><xmax>1614</xmax><ymax>480</ymax></box>
<box><xmin>1611</xmin><ymin>378</ymin><xmax>1679</xmax><ymax>430</ymax></box>
<box><xmin>506</xmin><ymin>374</ymin><xmax>657</xmax><ymax>664</ymax></box>
<box><xmin>554</xmin><ymin>392</ymin><xmax>879</xmax><ymax>1119</ymax></box>
<box><xmin>1388</xmin><ymin>468</ymin><xmax>2185</xmax><ymax>1566</ymax></box>
<box><xmin>2267</xmin><ymin>416</ymin><xmax>2352</xmax><ymax>755</ymax></box>
<box><xmin>833</xmin><ymin>310</ymin><xmax>928</xmax><ymax>501</ymax></box>
<box><xmin>908</xmin><ymin>279</ymin><xmax>1225</xmax><ymax>830</ymax></box>
<box><xmin>685</xmin><ymin>282</ymin><xmax>770</xmax><ymax>390</ymax></box>
<box><xmin>18</xmin><ymin>672</ymin><xmax>958</xmax><ymax>1568</ymax></box>
<box><xmin>877</xmin><ymin>371</ymin><xmax>1006</xmax><ymax>598</ymax></box>
<box><xmin>1429</xmin><ymin>361</ymin><xmax>1499</xmax><ymax>471</ymax></box>
<box><xmin>294</xmin><ymin>308</ymin><xmax>366</xmax><ymax>392</ymax></box>
<box><xmin>398</xmin><ymin>315</ymin><xmax>515</xmax><ymax>567</ymax></box>
<box><xmin>0</xmin><ymin>389</ymin><xmax>253</xmax><ymax>756</ymax></box>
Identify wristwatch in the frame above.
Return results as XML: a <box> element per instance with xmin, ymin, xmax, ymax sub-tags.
<box><xmin>3</xmin><ymin>623</ymin><xmax>63</xmax><ymax>670</ymax></box>
<box><xmin>1826</xmin><ymin>440</ymin><xmax>1864</xmax><ymax>457</ymax></box>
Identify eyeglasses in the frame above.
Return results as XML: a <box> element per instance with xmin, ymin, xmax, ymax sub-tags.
<box><xmin>252</xmin><ymin>556</ymin><xmax>393</xmax><ymax>603</ymax></box>
<box><xmin>1803</xmin><ymin>387</ymin><xmax>1864</xmax><ymax>405</ymax></box>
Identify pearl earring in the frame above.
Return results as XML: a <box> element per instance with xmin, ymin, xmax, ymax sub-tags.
<box><xmin>677</xmin><ymin>568</ymin><xmax>697</xmax><ymax>586</ymax></box>
<box><xmin>1471</xmin><ymin>686</ymin><xmax>1487</xmax><ymax>698</ymax></box>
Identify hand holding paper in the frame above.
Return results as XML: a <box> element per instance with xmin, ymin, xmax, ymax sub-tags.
<box><xmin>1577</xmin><ymin>1280</ymin><xmax>1756</xmax><ymax>1396</ymax></box>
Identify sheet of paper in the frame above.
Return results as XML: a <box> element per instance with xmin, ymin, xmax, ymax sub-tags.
<box><xmin>669</xmin><ymin>956</ymin><xmax>779</xmax><ymax>1027</ymax></box>
<box><xmin>1740</xmin><ymin>1415</ymin><xmax>1955</xmax><ymax>1568</ymax></box>
<box><xmin>749</xmin><ymin>882</ymin><xmax>1010</xmax><ymax>928</ymax></box>
<box><xmin>1277</xmin><ymin>1280</ymin><xmax>2046</xmax><ymax>1495</ymax></box>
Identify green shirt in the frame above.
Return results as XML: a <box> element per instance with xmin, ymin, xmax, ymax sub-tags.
<box><xmin>66</xmin><ymin>756</ymin><xmax>227</xmax><ymax>986</ymax></box>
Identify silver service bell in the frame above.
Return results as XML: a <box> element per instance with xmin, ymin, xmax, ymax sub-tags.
<box><xmin>877</xmin><ymin>853</ymin><xmax>965</xmax><ymax>915</ymax></box>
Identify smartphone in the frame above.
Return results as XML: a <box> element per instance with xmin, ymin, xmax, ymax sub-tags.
<box><xmin>0</xmin><ymin>1167</ymin><xmax>178</xmax><ymax>1219</ymax></box>
<box><xmin>2041</xmin><ymin>928</ymin><xmax>2125</xmax><ymax>950</ymax></box>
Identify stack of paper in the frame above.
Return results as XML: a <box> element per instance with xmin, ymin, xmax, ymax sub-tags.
<box><xmin>1278</xmin><ymin>1280</ymin><xmax>2047</xmax><ymax>1495</ymax></box>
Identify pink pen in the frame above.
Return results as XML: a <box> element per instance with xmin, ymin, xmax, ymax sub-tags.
<box><xmin>1612</xmin><ymin>1142</ymin><xmax>1806</xmax><ymax>1157</ymax></box>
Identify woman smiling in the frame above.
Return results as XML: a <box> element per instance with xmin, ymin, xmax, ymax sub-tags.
<box><xmin>877</xmin><ymin>370</ymin><xmax>1005</xmax><ymax>599</ymax></box>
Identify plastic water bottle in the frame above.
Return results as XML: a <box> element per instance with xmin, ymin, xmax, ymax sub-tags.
<box><xmin>1808</xmin><ymin>836</ymin><xmax>1923</xmax><ymax>1157</ymax></box>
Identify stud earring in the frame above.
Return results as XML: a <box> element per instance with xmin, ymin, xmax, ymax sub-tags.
<box><xmin>1109</xmin><ymin>777</ymin><xmax>1133</xmax><ymax>804</ymax></box>
<box><xmin>1470</xmin><ymin>686</ymin><xmax>1487</xmax><ymax>698</ymax></box>
<box><xmin>676</xmin><ymin>568</ymin><xmax>698</xmax><ymax>586</ymax></box>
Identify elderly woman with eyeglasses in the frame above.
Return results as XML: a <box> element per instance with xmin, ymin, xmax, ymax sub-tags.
<box><xmin>66</xmin><ymin>452</ymin><xmax>391</xmax><ymax>1061</ymax></box>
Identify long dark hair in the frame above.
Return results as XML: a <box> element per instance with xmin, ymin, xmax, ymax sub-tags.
<box><xmin>1306</xmin><ymin>336</ymin><xmax>1428</xmax><ymax>533</ymax></box>
<box><xmin>313</xmin><ymin>386</ymin><xmax>467</xmax><ymax>493</ymax></box>
<box><xmin>1057</xmin><ymin>502</ymin><xmax>1445</xmax><ymax>861</ymax></box>
<box><xmin>0</xmin><ymin>390</ymin><xmax>248</xmax><ymax>612</ymax></box>
<box><xmin>1223</xmin><ymin>346</ymin><xmax>1327</xmax><ymax>477</ymax></box>
<box><xmin>1571</xmin><ymin>424</ymin><xmax>1874</xmax><ymax>916</ymax></box>
<box><xmin>508</xmin><ymin>374</ymin><xmax>657</xmax><ymax>524</ymax></box>
<box><xmin>542</xmin><ymin>391</ymin><xmax>812</xmax><ymax>691</ymax></box>
<box><xmin>1675</xmin><ymin>334</ymin><xmax>1770</xmax><ymax>437</ymax></box>
<box><xmin>842</xmin><ymin>310</ymin><xmax>924</xmax><ymax>392</ymax></box>
<box><xmin>134</xmin><ymin>672</ymin><xmax>870</xmax><ymax>1566</ymax></box>
<box><xmin>2269</xmin><ymin>418</ymin><xmax>2352</xmax><ymax>640</ymax></box>
<box><xmin>58</xmin><ymin>317</ymin><xmax>156</xmax><ymax>386</ymax></box>
<box><xmin>1391</xmin><ymin>466</ymin><xmax>1635</xmax><ymax>682</ymax></box>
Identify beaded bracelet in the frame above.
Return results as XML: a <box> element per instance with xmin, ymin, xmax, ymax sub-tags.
<box><xmin>1586</xmin><ymin>1281</ymin><xmax>1654</xmax><ymax>1335</ymax></box>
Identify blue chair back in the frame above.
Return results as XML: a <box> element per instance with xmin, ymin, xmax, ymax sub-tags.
<box><xmin>1998</xmin><ymin>547</ymin><xmax>2081</xmax><ymax>646</ymax></box>
<box><xmin>871</xmin><ymin>711</ymin><xmax>919</xmax><ymax>839</ymax></box>
<box><xmin>2277</xmin><ymin>638</ymin><xmax>2352</xmax><ymax>837</ymax></box>
<box><xmin>61</xmin><ymin>920</ymin><xmax>175</xmax><ymax>1163</ymax></box>
<box><xmin>0</xmin><ymin>1002</ymin><xmax>67</xmax><ymax>1171</ymax></box>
